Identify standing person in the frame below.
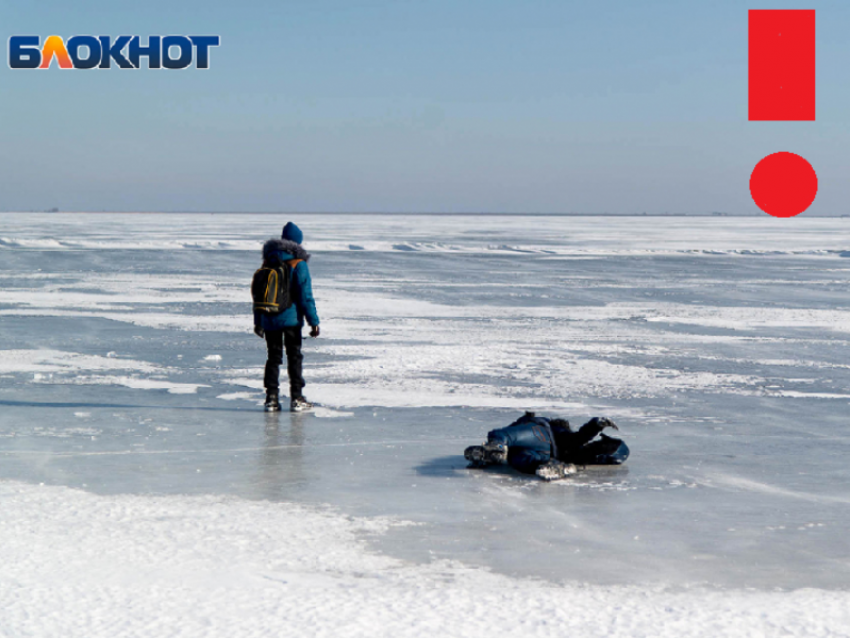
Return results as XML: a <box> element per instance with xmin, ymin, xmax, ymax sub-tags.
<box><xmin>253</xmin><ymin>222</ymin><xmax>320</xmax><ymax>412</ymax></box>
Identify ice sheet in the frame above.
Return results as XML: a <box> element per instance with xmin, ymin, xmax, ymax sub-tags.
<box><xmin>2</xmin><ymin>213</ymin><xmax>850</xmax><ymax>631</ymax></box>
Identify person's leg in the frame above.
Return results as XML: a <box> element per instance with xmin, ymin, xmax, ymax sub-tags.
<box><xmin>467</xmin><ymin>422</ymin><xmax>550</xmax><ymax>468</ymax></box>
<box><xmin>487</xmin><ymin>422</ymin><xmax>552</xmax><ymax>454</ymax></box>
<box><xmin>264</xmin><ymin>330</ymin><xmax>284</xmax><ymax>392</ymax></box>
<box><xmin>508</xmin><ymin>448</ymin><xmax>553</xmax><ymax>474</ymax></box>
<box><xmin>283</xmin><ymin>326</ymin><xmax>305</xmax><ymax>399</ymax></box>
<box><xmin>573</xmin><ymin>435</ymin><xmax>629</xmax><ymax>465</ymax></box>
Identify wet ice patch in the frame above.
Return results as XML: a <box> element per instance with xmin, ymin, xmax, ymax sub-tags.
<box><xmin>705</xmin><ymin>474</ymin><xmax>850</xmax><ymax>505</ymax></box>
<box><xmin>0</xmin><ymin>272</ymin><xmax>247</xmax><ymax>315</ymax></box>
<box><xmin>216</xmin><ymin>392</ymin><xmax>261</xmax><ymax>402</ymax></box>
<box><xmin>72</xmin><ymin>376</ymin><xmax>209</xmax><ymax>394</ymax></box>
<box><xmin>0</xmin><ymin>349</ymin><xmax>161</xmax><ymax>375</ymax></box>
<box><xmin>0</xmin><ymin>349</ymin><xmax>205</xmax><ymax>395</ymax></box>
<box><xmin>305</xmin><ymin>382</ymin><xmax>592</xmax><ymax>410</ymax></box>
<box><xmin>771</xmin><ymin>390</ymin><xmax>850</xmax><ymax>399</ymax></box>
<box><xmin>223</xmin><ymin>377</ymin><xmax>264</xmax><ymax>391</ymax></box>
<box><xmin>3</xmin><ymin>426</ymin><xmax>102</xmax><ymax>439</ymax></box>
<box><xmin>311</xmin><ymin>406</ymin><xmax>354</xmax><ymax>418</ymax></box>
<box><xmin>643</xmin><ymin>305</ymin><xmax>850</xmax><ymax>332</ymax></box>
<box><xmin>0</xmin><ymin>236</ymin><xmax>64</xmax><ymax>249</ymax></box>
<box><xmin>0</xmin><ymin>309</ymin><xmax>249</xmax><ymax>333</ymax></box>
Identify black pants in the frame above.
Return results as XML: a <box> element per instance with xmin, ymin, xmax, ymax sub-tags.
<box><xmin>264</xmin><ymin>327</ymin><xmax>305</xmax><ymax>399</ymax></box>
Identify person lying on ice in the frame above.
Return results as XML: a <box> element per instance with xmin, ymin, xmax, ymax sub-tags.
<box><xmin>464</xmin><ymin>411</ymin><xmax>629</xmax><ymax>481</ymax></box>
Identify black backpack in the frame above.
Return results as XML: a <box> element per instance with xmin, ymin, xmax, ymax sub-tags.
<box><xmin>252</xmin><ymin>260</ymin><xmax>301</xmax><ymax>314</ymax></box>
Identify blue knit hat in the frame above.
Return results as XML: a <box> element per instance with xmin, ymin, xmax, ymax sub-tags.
<box><xmin>281</xmin><ymin>222</ymin><xmax>303</xmax><ymax>244</ymax></box>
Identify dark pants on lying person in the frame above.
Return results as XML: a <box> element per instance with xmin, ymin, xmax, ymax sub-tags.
<box><xmin>264</xmin><ymin>327</ymin><xmax>305</xmax><ymax>399</ymax></box>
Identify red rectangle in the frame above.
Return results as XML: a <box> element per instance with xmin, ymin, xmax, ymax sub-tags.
<box><xmin>749</xmin><ymin>9</ymin><xmax>815</xmax><ymax>121</ymax></box>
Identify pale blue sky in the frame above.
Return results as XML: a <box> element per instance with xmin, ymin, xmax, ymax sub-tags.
<box><xmin>0</xmin><ymin>0</ymin><xmax>846</xmax><ymax>214</ymax></box>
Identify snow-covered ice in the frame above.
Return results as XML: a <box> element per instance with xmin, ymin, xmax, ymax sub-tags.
<box><xmin>3</xmin><ymin>480</ymin><xmax>849</xmax><ymax>638</ymax></box>
<box><xmin>2</xmin><ymin>213</ymin><xmax>850</xmax><ymax>636</ymax></box>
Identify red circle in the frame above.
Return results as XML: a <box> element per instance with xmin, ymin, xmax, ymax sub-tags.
<box><xmin>749</xmin><ymin>152</ymin><xmax>818</xmax><ymax>218</ymax></box>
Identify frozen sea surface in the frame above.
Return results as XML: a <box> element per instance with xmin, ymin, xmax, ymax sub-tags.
<box><xmin>2</xmin><ymin>214</ymin><xmax>850</xmax><ymax>610</ymax></box>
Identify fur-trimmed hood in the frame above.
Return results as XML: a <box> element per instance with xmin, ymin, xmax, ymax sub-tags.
<box><xmin>262</xmin><ymin>238</ymin><xmax>311</xmax><ymax>264</ymax></box>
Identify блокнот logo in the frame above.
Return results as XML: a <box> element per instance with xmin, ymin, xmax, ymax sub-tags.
<box><xmin>8</xmin><ymin>35</ymin><xmax>220</xmax><ymax>69</ymax></box>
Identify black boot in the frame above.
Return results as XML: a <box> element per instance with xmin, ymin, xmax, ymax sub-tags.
<box><xmin>264</xmin><ymin>391</ymin><xmax>281</xmax><ymax>412</ymax></box>
<box><xmin>464</xmin><ymin>442</ymin><xmax>508</xmax><ymax>468</ymax></box>
<box><xmin>535</xmin><ymin>460</ymin><xmax>579</xmax><ymax>481</ymax></box>
<box><xmin>290</xmin><ymin>396</ymin><xmax>314</xmax><ymax>412</ymax></box>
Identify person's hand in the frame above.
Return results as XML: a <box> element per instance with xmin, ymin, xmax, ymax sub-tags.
<box><xmin>309</xmin><ymin>325</ymin><xmax>320</xmax><ymax>338</ymax></box>
<box><xmin>254</xmin><ymin>326</ymin><xmax>265</xmax><ymax>339</ymax></box>
<box><xmin>598</xmin><ymin>417</ymin><xmax>619</xmax><ymax>431</ymax></box>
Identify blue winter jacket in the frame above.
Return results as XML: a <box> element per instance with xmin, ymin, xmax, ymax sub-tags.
<box><xmin>253</xmin><ymin>238</ymin><xmax>320</xmax><ymax>331</ymax></box>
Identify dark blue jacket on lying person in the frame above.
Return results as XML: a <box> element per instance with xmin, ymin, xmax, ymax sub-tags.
<box><xmin>253</xmin><ymin>238</ymin><xmax>320</xmax><ymax>331</ymax></box>
<box><xmin>486</xmin><ymin>412</ymin><xmax>629</xmax><ymax>475</ymax></box>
